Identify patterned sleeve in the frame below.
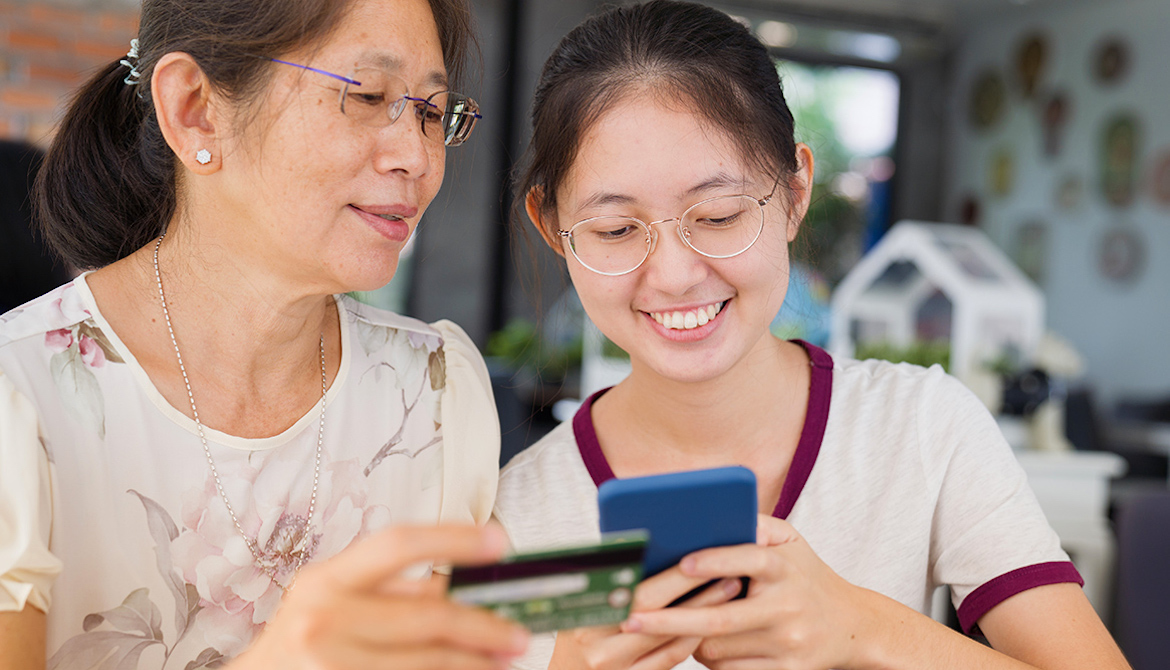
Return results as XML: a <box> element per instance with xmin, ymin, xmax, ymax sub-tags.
<box><xmin>921</xmin><ymin>369</ymin><xmax>1081</xmax><ymax>633</ymax></box>
<box><xmin>0</xmin><ymin>368</ymin><xmax>62</xmax><ymax>612</ymax></box>
<box><xmin>430</xmin><ymin>320</ymin><xmax>500</xmax><ymax>526</ymax></box>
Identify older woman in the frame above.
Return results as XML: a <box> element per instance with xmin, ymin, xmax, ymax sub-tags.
<box><xmin>0</xmin><ymin>0</ymin><xmax>527</xmax><ymax>668</ymax></box>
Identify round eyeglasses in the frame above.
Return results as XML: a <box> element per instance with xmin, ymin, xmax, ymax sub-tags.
<box><xmin>557</xmin><ymin>188</ymin><xmax>776</xmax><ymax>276</ymax></box>
<box><xmin>270</xmin><ymin>59</ymin><xmax>482</xmax><ymax>147</ymax></box>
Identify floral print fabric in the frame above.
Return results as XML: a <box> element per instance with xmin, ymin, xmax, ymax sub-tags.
<box><xmin>0</xmin><ymin>276</ymin><xmax>498</xmax><ymax>669</ymax></box>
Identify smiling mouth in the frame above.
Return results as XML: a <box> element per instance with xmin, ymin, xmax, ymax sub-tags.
<box><xmin>649</xmin><ymin>300</ymin><xmax>727</xmax><ymax>330</ymax></box>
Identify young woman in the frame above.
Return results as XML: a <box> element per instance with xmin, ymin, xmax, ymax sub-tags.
<box><xmin>0</xmin><ymin>0</ymin><xmax>529</xmax><ymax>668</ymax></box>
<box><xmin>493</xmin><ymin>2</ymin><xmax>1131</xmax><ymax>668</ymax></box>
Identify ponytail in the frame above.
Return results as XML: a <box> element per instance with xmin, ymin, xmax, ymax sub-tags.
<box><xmin>35</xmin><ymin>59</ymin><xmax>175</xmax><ymax>270</ymax></box>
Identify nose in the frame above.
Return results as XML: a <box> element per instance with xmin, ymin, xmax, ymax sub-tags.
<box><xmin>373</xmin><ymin>111</ymin><xmax>437</xmax><ymax>179</ymax></box>
<box><xmin>642</xmin><ymin>218</ymin><xmax>709</xmax><ymax>295</ymax></box>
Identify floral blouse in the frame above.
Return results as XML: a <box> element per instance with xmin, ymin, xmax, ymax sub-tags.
<box><xmin>0</xmin><ymin>275</ymin><xmax>500</xmax><ymax>668</ymax></box>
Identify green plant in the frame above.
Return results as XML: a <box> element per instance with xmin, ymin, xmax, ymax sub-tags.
<box><xmin>855</xmin><ymin>340</ymin><xmax>951</xmax><ymax>371</ymax></box>
<box><xmin>486</xmin><ymin>318</ymin><xmax>583</xmax><ymax>378</ymax></box>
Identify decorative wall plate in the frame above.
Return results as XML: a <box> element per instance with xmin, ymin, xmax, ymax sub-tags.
<box><xmin>1016</xmin><ymin>33</ymin><xmax>1048</xmax><ymax>98</ymax></box>
<box><xmin>970</xmin><ymin>69</ymin><xmax>1006</xmax><ymax>130</ymax></box>
<box><xmin>1013</xmin><ymin>221</ymin><xmax>1048</xmax><ymax>283</ymax></box>
<box><xmin>1101</xmin><ymin>113</ymin><xmax>1140</xmax><ymax>207</ymax></box>
<box><xmin>1042</xmin><ymin>91</ymin><xmax>1070</xmax><ymax>158</ymax></box>
<box><xmin>990</xmin><ymin>149</ymin><xmax>1015</xmax><ymax>197</ymax></box>
<box><xmin>1093</xmin><ymin>38</ymin><xmax>1130</xmax><ymax>85</ymax></box>
<box><xmin>1098</xmin><ymin>227</ymin><xmax>1145</xmax><ymax>283</ymax></box>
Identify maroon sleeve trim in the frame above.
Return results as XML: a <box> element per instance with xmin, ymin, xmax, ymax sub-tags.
<box><xmin>956</xmin><ymin>561</ymin><xmax>1084</xmax><ymax>634</ymax></box>
<box><xmin>772</xmin><ymin>340</ymin><xmax>834</xmax><ymax>519</ymax></box>
<box><xmin>573</xmin><ymin>388</ymin><xmax>616</xmax><ymax>487</ymax></box>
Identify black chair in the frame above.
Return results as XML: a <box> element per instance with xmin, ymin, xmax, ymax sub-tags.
<box><xmin>1112</xmin><ymin>491</ymin><xmax>1170</xmax><ymax>670</ymax></box>
<box><xmin>1065</xmin><ymin>387</ymin><xmax>1168</xmax><ymax>481</ymax></box>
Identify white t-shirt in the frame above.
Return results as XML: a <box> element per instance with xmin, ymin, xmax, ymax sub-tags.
<box><xmin>0</xmin><ymin>276</ymin><xmax>499</xmax><ymax>666</ymax></box>
<box><xmin>494</xmin><ymin>342</ymin><xmax>1079</xmax><ymax>669</ymax></box>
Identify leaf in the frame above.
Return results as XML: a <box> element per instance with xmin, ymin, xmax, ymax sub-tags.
<box><xmin>79</xmin><ymin>322</ymin><xmax>126</xmax><ymax>364</ymax></box>
<box><xmin>184</xmin><ymin>647</ymin><xmax>226</xmax><ymax>670</ymax></box>
<box><xmin>355</xmin><ymin>320</ymin><xmax>392</xmax><ymax>356</ymax></box>
<box><xmin>50</xmin><ymin>348</ymin><xmax>106</xmax><ymax>439</ymax></box>
<box><xmin>81</xmin><ymin>588</ymin><xmax>164</xmax><ymax>641</ymax></box>
<box><xmin>428</xmin><ymin>349</ymin><xmax>446</xmax><ymax>391</ymax></box>
<box><xmin>128</xmin><ymin>490</ymin><xmax>196</xmax><ymax>638</ymax></box>
<box><xmin>48</xmin><ymin>630</ymin><xmax>162</xmax><ymax>670</ymax></box>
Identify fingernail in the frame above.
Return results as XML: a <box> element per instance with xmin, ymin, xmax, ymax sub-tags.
<box><xmin>621</xmin><ymin>616</ymin><xmax>643</xmax><ymax>633</ymax></box>
<box><xmin>680</xmin><ymin>556</ymin><xmax>697</xmax><ymax>573</ymax></box>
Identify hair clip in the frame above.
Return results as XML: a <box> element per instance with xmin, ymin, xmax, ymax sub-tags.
<box><xmin>120</xmin><ymin>38</ymin><xmax>141</xmax><ymax>86</ymax></box>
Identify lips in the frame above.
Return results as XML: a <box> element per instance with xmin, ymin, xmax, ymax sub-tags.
<box><xmin>350</xmin><ymin>204</ymin><xmax>415</xmax><ymax>242</ymax></box>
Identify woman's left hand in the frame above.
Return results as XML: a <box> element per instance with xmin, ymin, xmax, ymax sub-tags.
<box><xmin>618</xmin><ymin>515</ymin><xmax>876</xmax><ymax>670</ymax></box>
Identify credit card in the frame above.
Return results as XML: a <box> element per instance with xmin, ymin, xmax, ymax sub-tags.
<box><xmin>448</xmin><ymin>532</ymin><xmax>647</xmax><ymax>633</ymax></box>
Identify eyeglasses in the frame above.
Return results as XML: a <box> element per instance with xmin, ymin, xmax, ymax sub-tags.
<box><xmin>557</xmin><ymin>182</ymin><xmax>778</xmax><ymax>276</ymax></box>
<box><xmin>269</xmin><ymin>58</ymin><xmax>482</xmax><ymax>146</ymax></box>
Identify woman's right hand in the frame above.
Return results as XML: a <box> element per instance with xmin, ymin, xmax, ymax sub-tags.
<box><xmin>230</xmin><ymin>524</ymin><xmax>530</xmax><ymax>670</ymax></box>
<box><xmin>549</xmin><ymin>570</ymin><xmax>743</xmax><ymax>670</ymax></box>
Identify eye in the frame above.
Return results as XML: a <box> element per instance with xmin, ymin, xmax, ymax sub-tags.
<box><xmin>348</xmin><ymin>91</ymin><xmax>386</xmax><ymax>107</ymax></box>
<box><xmin>697</xmin><ymin>211</ymin><xmax>743</xmax><ymax>228</ymax></box>
<box><xmin>588</xmin><ymin>220</ymin><xmax>641</xmax><ymax>241</ymax></box>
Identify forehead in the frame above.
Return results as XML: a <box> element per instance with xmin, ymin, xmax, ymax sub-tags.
<box><xmin>562</xmin><ymin>96</ymin><xmax>754</xmax><ymax>207</ymax></box>
<box><xmin>321</xmin><ymin>0</ymin><xmax>446</xmax><ymax>80</ymax></box>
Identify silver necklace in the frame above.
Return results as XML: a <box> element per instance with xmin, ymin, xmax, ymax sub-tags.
<box><xmin>153</xmin><ymin>233</ymin><xmax>325</xmax><ymax>594</ymax></box>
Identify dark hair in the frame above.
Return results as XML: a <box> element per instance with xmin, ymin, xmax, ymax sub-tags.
<box><xmin>517</xmin><ymin>0</ymin><xmax>800</xmax><ymax>235</ymax></box>
<box><xmin>35</xmin><ymin>0</ymin><xmax>475</xmax><ymax>271</ymax></box>
<box><xmin>0</xmin><ymin>141</ymin><xmax>73</xmax><ymax>313</ymax></box>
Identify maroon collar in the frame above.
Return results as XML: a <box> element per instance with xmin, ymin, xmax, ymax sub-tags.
<box><xmin>572</xmin><ymin>340</ymin><xmax>834</xmax><ymax>519</ymax></box>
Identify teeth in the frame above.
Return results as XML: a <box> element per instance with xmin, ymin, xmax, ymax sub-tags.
<box><xmin>378</xmin><ymin>214</ymin><xmax>403</xmax><ymax>221</ymax></box>
<box><xmin>650</xmin><ymin>301</ymin><xmax>724</xmax><ymax>331</ymax></box>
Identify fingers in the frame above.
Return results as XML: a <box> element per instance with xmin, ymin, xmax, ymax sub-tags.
<box><xmin>678</xmin><ymin>544</ymin><xmax>788</xmax><ymax>583</ymax></box>
<box><xmin>627</xmin><ymin>635</ymin><xmax>703</xmax><ymax>670</ymax></box>
<box><xmin>695</xmin><ymin>630</ymin><xmax>778</xmax><ymax>663</ymax></box>
<box><xmin>755</xmin><ymin>515</ymin><xmax>802</xmax><ymax>547</ymax></box>
<box><xmin>621</xmin><ymin>598</ymin><xmax>768</xmax><ymax>638</ymax></box>
<box><xmin>632</xmin><ymin>568</ymin><xmax>739</xmax><ymax>612</ymax></box>
<box><xmin>318</xmin><ymin>524</ymin><xmax>509</xmax><ymax>591</ymax></box>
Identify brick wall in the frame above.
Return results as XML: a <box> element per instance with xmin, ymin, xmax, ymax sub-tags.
<box><xmin>0</xmin><ymin>1</ymin><xmax>138</xmax><ymax>145</ymax></box>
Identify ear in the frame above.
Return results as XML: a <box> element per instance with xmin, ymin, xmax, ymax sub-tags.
<box><xmin>151</xmin><ymin>52</ymin><xmax>224</xmax><ymax>174</ymax></box>
<box><xmin>787</xmin><ymin>143</ymin><xmax>815</xmax><ymax>243</ymax></box>
<box><xmin>525</xmin><ymin>186</ymin><xmax>565</xmax><ymax>256</ymax></box>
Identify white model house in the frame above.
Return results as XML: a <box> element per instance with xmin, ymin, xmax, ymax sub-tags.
<box><xmin>828</xmin><ymin>221</ymin><xmax>1045</xmax><ymax>381</ymax></box>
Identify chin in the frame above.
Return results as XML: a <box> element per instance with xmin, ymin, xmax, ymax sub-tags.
<box><xmin>335</xmin><ymin>257</ymin><xmax>402</xmax><ymax>295</ymax></box>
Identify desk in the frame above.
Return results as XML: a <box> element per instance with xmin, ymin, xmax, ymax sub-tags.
<box><xmin>1108</xmin><ymin>420</ymin><xmax>1170</xmax><ymax>484</ymax></box>
<box><xmin>1015</xmin><ymin>451</ymin><xmax>1127</xmax><ymax>620</ymax></box>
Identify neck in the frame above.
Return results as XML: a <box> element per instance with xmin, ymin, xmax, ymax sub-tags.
<box><xmin>86</xmin><ymin>224</ymin><xmax>341</xmax><ymax>437</ymax></box>
<box><xmin>595</xmin><ymin>336</ymin><xmax>811</xmax><ymax>478</ymax></box>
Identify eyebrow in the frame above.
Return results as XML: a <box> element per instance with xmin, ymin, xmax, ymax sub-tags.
<box><xmin>355</xmin><ymin>51</ymin><xmax>449</xmax><ymax>89</ymax></box>
<box><xmin>574</xmin><ymin>172</ymin><xmax>748</xmax><ymax>214</ymax></box>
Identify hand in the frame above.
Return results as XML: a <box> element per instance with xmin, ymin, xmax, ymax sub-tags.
<box><xmin>619</xmin><ymin>515</ymin><xmax>874</xmax><ymax>670</ymax></box>
<box><xmin>230</xmin><ymin>524</ymin><xmax>530</xmax><ymax>670</ymax></box>
<box><xmin>550</xmin><ymin>569</ymin><xmax>744</xmax><ymax>670</ymax></box>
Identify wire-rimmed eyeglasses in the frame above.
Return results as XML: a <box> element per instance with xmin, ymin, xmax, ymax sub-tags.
<box><xmin>269</xmin><ymin>58</ymin><xmax>482</xmax><ymax>147</ymax></box>
<box><xmin>557</xmin><ymin>182</ymin><xmax>779</xmax><ymax>276</ymax></box>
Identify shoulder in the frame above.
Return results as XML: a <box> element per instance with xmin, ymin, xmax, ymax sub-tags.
<box><xmin>495</xmin><ymin>421</ymin><xmax>600</xmax><ymax>551</ymax></box>
<box><xmin>0</xmin><ymin>281</ymin><xmax>87</xmax><ymax>351</ymax></box>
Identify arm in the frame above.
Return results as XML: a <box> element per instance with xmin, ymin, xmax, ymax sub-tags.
<box><xmin>0</xmin><ymin>608</ymin><xmax>44</xmax><ymax>670</ymax></box>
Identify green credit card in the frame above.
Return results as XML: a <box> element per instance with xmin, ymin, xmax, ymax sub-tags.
<box><xmin>448</xmin><ymin>532</ymin><xmax>648</xmax><ymax>633</ymax></box>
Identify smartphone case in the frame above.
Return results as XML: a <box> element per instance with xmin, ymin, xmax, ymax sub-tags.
<box><xmin>598</xmin><ymin>465</ymin><xmax>757</xmax><ymax>577</ymax></box>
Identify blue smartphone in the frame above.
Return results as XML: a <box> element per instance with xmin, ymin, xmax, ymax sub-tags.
<box><xmin>598</xmin><ymin>466</ymin><xmax>757</xmax><ymax>579</ymax></box>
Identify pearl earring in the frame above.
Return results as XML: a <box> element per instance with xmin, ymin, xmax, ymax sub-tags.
<box><xmin>195</xmin><ymin>149</ymin><xmax>211</xmax><ymax>165</ymax></box>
